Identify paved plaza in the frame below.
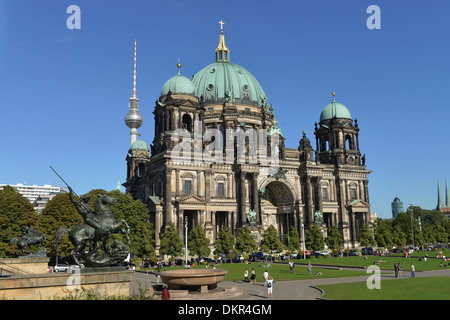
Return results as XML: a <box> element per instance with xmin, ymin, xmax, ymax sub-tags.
<box><xmin>130</xmin><ymin>266</ymin><xmax>450</xmax><ymax>300</ymax></box>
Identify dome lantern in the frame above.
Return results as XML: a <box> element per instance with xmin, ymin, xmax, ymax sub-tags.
<box><xmin>215</xmin><ymin>20</ymin><xmax>230</xmax><ymax>62</ymax></box>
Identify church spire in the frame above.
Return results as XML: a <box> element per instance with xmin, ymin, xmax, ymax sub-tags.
<box><xmin>437</xmin><ymin>177</ymin><xmax>445</xmax><ymax>210</ymax></box>
<box><xmin>446</xmin><ymin>176</ymin><xmax>450</xmax><ymax>207</ymax></box>
<box><xmin>215</xmin><ymin>20</ymin><xmax>230</xmax><ymax>62</ymax></box>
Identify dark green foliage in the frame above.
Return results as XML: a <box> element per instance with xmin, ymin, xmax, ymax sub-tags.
<box><xmin>235</xmin><ymin>226</ymin><xmax>257</xmax><ymax>253</ymax></box>
<box><xmin>214</xmin><ymin>225</ymin><xmax>235</xmax><ymax>255</ymax></box>
<box><xmin>305</xmin><ymin>224</ymin><xmax>324</xmax><ymax>251</ymax></box>
<box><xmin>260</xmin><ymin>224</ymin><xmax>283</xmax><ymax>252</ymax></box>
<box><xmin>188</xmin><ymin>224</ymin><xmax>210</xmax><ymax>259</ymax></box>
<box><xmin>0</xmin><ymin>186</ymin><xmax>38</xmax><ymax>257</ymax></box>
<box><xmin>159</xmin><ymin>224</ymin><xmax>184</xmax><ymax>258</ymax></box>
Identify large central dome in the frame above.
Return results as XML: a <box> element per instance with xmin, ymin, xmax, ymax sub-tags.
<box><xmin>192</xmin><ymin>62</ymin><xmax>267</xmax><ymax>107</ymax></box>
<box><xmin>191</xmin><ymin>26</ymin><xmax>267</xmax><ymax>107</ymax></box>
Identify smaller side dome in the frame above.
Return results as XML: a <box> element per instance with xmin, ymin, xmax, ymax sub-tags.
<box><xmin>129</xmin><ymin>139</ymin><xmax>149</xmax><ymax>153</ymax></box>
<box><xmin>161</xmin><ymin>74</ymin><xmax>195</xmax><ymax>96</ymax></box>
<box><xmin>319</xmin><ymin>95</ymin><xmax>352</xmax><ymax>122</ymax></box>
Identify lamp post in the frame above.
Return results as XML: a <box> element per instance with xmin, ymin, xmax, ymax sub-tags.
<box><xmin>185</xmin><ymin>216</ymin><xmax>188</xmax><ymax>265</ymax></box>
<box><xmin>301</xmin><ymin>217</ymin><xmax>306</xmax><ymax>260</ymax></box>
<box><xmin>409</xmin><ymin>204</ymin><xmax>414</xmax><ymax>248</ymax></box>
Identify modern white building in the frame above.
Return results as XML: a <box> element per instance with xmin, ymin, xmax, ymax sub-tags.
<box><xmin>0</xmin><ymin>183</ymin><xmax>67</xmax><ymax>212</ymax></box>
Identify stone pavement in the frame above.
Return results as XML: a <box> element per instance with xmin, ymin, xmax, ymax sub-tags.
<box><xmin>130</xmin><ymin>267</ymin><xmax>450</xmax><ymax>300</ymax></box>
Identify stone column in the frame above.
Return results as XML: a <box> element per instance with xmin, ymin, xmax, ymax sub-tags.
<box><xmin>305</xmin><ymin>176</ymin><xmax>313</xmax><ymax>225</ymax></box>
<box><xmin>205</xmin><ymin>171</ymin><xmax>212</xmax><ymax>202</ymax></box>
<box><xmin>211</xmin><ymin>211</ymin><xmax>216</xmax><ymax>240</ymax></box>
<box><xmin>155</xmin><ymin>209</ymin><xmax>162</xmax><ymax>251</ymax></box>
<box><xmin>175</xmin><ymin>169</ymin><xmax>180</xmax><ymax>197</ymax></box>
<box><xmin>239</xmin><ymin>171</ymin><xmax>247</xmax><ymax>226</ymax></box>
<box><xmin>316</xmin><ymin>177</ymin><xmax>323</xmax><ymax>219</ymax></box>
<box><xmin>252</xmin><ymin>172</ymin><xmax>260</xmax><ymax>223</ymax></box>
<box><xmin>164</xmin><ymin>168</ymin><xmax>173</xmax><ymax>227</ymax></box>
<box><xmin>178</xmin><ymin>208</ymin><xmax>184</xmax><ymax>238</ymax></box>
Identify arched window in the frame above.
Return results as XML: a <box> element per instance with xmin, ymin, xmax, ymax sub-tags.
<box><xmin>345</xmin><ymin>134</ymin><xmax>353</xmax><ymax>150</ymax></box>
<box><xmin>182</xmin><ymin>113</ymin><xmax>192</xmax><ymax>132</ymax></box>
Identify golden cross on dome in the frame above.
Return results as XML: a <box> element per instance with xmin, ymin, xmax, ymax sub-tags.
<box><xmin>219</xmin><ymin>20</ymin><xmax>225</xmax><ymax>31</ymax></box>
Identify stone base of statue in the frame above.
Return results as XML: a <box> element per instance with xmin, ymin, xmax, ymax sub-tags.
<box><xmin>0</xmin><ymin>257</ymin><xmax>50</xmax><ymax>275</ymax></box>
<box><xmin>152</xmin><ymin>269</ymin><xmax>242</xmax><ymax>300</ymax></box>
<box><xmin>0</xmin><ymin>258</ymin><xmax>133</xmax><ymax>300</ymax></box>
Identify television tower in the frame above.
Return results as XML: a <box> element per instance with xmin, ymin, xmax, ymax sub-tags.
<box><xmin>124</xmin><ymin>39</ymin><xmax>143</xmax><ymax>145</ymax></box>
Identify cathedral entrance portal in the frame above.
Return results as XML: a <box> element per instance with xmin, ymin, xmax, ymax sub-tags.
<box><xmin>262</xmin><ymin>180</ymin><xmax>296</xmax><ymax>242</ymax></box>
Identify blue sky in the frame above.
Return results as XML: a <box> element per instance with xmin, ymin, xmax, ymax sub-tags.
<box><xmin>0</xmin><ymin>0</ymin><xmax>449</xmax><ymax>219</ymax></box>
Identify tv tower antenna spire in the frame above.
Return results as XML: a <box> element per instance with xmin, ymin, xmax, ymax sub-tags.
<box><xmin>133</xmin><ymin>39</ymin><xmax>137</xmax><ymax>98</ymax></box>
<box><xmin>124</xmin><ymin>39</ymin><xmax>143</xmax><ymax>145</ymax></box>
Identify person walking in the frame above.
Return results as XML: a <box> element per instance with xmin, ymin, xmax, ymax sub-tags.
<box><xmin>398</xmin><ymin>263</ymin><xmax>403</xmax><ymax>279</ymax></box>
<box><xmin>250</xmin><ymin>268</ymin><xmax>256</xmax><ymax>284</ymax></box>
<box><xmin>307</xmin><ymin>261</ymin><xmax>312</xmax><ymax>276</ymax></box>
<box><xmin>266</xmin><ymin>275</ymin><xmax>274</xmax><ymax>299</ymax></box>
<box><xmin>263</xmin><ymin>269</ymin><xmax>269</xmax><ymax>281</ymax></box>
<box><xmin>394</xmin><ymin>262</ymin><xmax>398</xmax><ymax>278</ymax></box>
<box><xmin>244</xmin><ymin>268</ymin><xmax>249</xmax><ymax>283</ymax></box>
<box><xmin>289</xmin><ymin>260</ymin><xmax>295</xmax><ymax>273</ymax></box>
<box><xmin>410</xmin><ymin>263</ymin><xmax>415</xmax><ymax>278</ymax></box>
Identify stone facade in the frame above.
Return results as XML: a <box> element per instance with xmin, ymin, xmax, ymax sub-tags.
<box><xmin>123</xmin><ymin>27</ymin><xmax>373</xmax><ymax>254</ymax></box>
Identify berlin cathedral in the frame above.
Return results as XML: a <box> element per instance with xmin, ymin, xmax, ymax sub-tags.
<box><xmin>123</xmin><ymin>22</ymin><xmax>373</xmax><ymax>254</ymax></box>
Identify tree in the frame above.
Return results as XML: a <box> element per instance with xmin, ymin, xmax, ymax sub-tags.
<box><xmin>373</xmin><ymin>218</ymin><xmax>393</xmax><ymax>247</ymax></box>
<box><xmin>188</xmin><ymin>224</ymin><xmax>210</xmax><ymax>260</ymax></box>
<box><xmin>325</xmin><ymin>226</ymin><xmax>343</xmax><ymax>250</ymax></box>
<box><xmin>260</xmin><ymin>225</ymin><xmax>283</xmax><ymax>253</ymax></box>
<box><xmin>285</xmin><ymin>226</ymin><xmax>301</xmax><ymax>251</ymax></box>
<box><xmin>105</xmin><ymin>190</ymin><xmax>154</xmax><ymax>259</ymax></box>
<box><xmin>0</xmin><ymin>186</ymin><xmax>39</xmax><ymax>257</ymax></box>
<box><xmin>359</xmin><ymin>225</ymin><xmax>376</xmax><ymax>247</ymax></box>
<box><xmin>159</xmin><ymin>224</ymin><xmax>183</xmax><ymax>259</ymax></box>
<box><xmin>235</xmin><ymin>226</ymin><xmax>257</xmax><ymax>253</ymax></box>
<box><xmin>214</xmin><ymin>225</ymin><xmax>235</xmax><ymax>257</ymax></box>
<box><xmin>391</xmin><ymin>224</ymin><xmax>407</xmax><ymax>247</ymax></box>
<box><xmin>36</xmin><ymin>192</ymin><xmax>84</xmax><ymax>258</ymax></box>
<box><xmin>305</xmin><ymin>224</ymin><xmax>324</xmax><ymax>251</ymax></box>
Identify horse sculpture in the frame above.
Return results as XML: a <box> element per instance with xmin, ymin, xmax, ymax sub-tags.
<box><xmin>10</xmin><ymin>227</ymin><xmax>47</xmax><ymax>257</ymax></box>
<box><xmin>54</xmin><ymin>193</ymin><xmax>130</xmax><ymax>267</ymax></box>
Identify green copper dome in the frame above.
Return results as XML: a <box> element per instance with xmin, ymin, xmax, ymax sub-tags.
<box><xmin>320</xmin><ymin>101</ymin><xmax>352</xmax><ymax>122</ymax></box>
<box><xmin>129</xmin><ymin>139</ymin><xmax>149</xmax><ymax>152</ymax></box>
<box><xmin>192</xmin><ymin>61</ymin><xmax>267</xmax><ymax>107</ymax></box>
<box><xmin>161</xmin><ymin>73</ymin><xmax>196</xmax><ymax>96</ymax></box>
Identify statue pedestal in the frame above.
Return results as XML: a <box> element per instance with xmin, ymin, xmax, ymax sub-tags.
<box><xmin>0</xmin><ymin>269</ymin><xmax>133</xmax><ymax>300</ymax></box>
<box><xmin>0</xmin><ymin>258</ymin><xmax>133</xmax><ymax>300</ymax></box>
<box><xmin>0</xmin><ymin>257</ymin><xmax>49</xmax><ymax>275</ymax></box>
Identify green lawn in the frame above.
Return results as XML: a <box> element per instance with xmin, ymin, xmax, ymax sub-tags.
<box><xmin>290</xmin><ymin>253</ymin><xmax>450</xmax><ymax>271</ymax></box>
<box><xmin>141</xmin><ymin>262</ymin><xmax>368</xmax><ymax>282</ymax></box>
<box><xmin>318</xmin><ymin>276</ymin><xmax>450</xmax><ymax>300</ymax></box>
